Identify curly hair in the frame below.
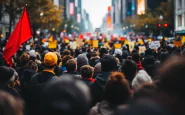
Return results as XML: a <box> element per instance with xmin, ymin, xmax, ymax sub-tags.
<box><xmin>19</xmin><ymin>53</ymin><xmax>30</xmax><ymax>66</ymax></box>
<box><xmin>62</xmin><ymin>55</ymin><xmax>73</xmax><ymax>66</ymax></box>
<box><xmin>80</xmin><ymin>65</ymin><xmax>94</xmax><ymax>78</ymax></box>
<box><xmin>104</xmin><ymin>72</ymin><xmax>131</xmax><ymax>105</ymax></box>
<box><xmin>24</xmin><ymin>60</ymin><xmax>38</xmax><ymax>71</ymax></box>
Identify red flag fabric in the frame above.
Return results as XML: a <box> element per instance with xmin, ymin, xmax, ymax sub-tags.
<box><xmin>3</xmin><ymin>6</ymin><xmax>32</xmax><ymax>66</ymax></box>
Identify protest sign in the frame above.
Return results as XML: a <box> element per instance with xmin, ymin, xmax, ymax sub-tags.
<box><xmin>173</xmin><ymin>41</ymin><xmax>182</xmax><ymax>47</ymax></box>
<box><xmin>48</xmin><ymin>40</ymin><xmax>57</xmax><ymax>49</ymax></box>
<box><xmin>76</xmin><ymin>38</ymin><xmax>83</xmax><ymax>46</ymax></box>
<box><xmin>149</xmin><ymin>41</ymin><xmax>160</xmax><ymax>49</ymax></box>
<box><xmin>128</xmin><ymin>42</ymin><xmax>135</xmax><ymax>52</ymax></box>
<box><xmin>182</xmin><ymin>36</ymin><xmax>185</xmax><ymax>44</ymax></box>
<box><xmin>114</xmin><ymin>44</ymin><xmax>122</xmax><ymax>49</ymax></box>
<box><xmin>93</xmin><ymin>40</ymin><xmax>99</xmax><ymax>48</ymax></box>
<box><xmin>139</xmin><ymin>46</ymin><xmax>146</xmax><ymax>54</ymax></box>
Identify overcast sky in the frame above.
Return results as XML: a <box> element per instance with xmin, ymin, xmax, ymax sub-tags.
<box><xmin>82</xmin><ymin>0</ymin><xmax>111</xmax><ymax>28</ymax></box>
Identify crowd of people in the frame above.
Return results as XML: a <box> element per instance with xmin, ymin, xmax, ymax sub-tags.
<box><xmin>0</xmin><ymin>36</ymin><xmax>185</xmax><ymax>115</ymax></box>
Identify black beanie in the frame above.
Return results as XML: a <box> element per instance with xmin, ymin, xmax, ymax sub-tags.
<box><xmin>39</xmin><ymin>75</ymin><xmax>91</xmax><ymax>115</ymax></box>
<box><xmin>0</xmin><ymin>66</ymin><xmax>14</xmax><ymax>84</ymax></box>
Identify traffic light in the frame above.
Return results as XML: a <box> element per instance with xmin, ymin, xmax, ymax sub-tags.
<box><xmin>164</xmin><ymin>23</ymin><xmax>168</xmax><ymax>27</ymax></box>
<box><xmin>158</xmin><ymin>24</ymin><xmax>162</xmax><ymax>27</ymax></box>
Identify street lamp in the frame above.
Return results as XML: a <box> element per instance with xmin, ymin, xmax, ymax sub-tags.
<box><xmin>40</xmin><ymin>12</ymin><xmax>44</xmax><ymax>17</ymax></box>
<box><xmin>159</xmin><ymin>14</ymin><xmax>163</xmax><ymax>36</ymax></box>
<box><xmin>159</xmin><ymin>14</ymin><xmax>163</xmax><ymax>21</ymax></box>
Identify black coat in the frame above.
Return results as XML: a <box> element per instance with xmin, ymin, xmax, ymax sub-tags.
<box><xmin>90</xmin><ymin>72</ymin><xmax>110</xmax><ymax>106</ymax></box>
<box><xmin>26</xmin><ymin>71</ymin><xmax>57</xmax><ymax>115</ymax></box>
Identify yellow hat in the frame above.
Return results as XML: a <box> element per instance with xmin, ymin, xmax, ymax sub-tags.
<box><xmin>44</xmin><ymin>52</ymin><xmax>58</xmax><ymax>66</ymax></box>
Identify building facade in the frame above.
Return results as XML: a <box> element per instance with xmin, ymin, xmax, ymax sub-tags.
<box><xmin>174</xmin><ymin>0</ymin><xmax>185</xmax><ymax>35</ymax></box>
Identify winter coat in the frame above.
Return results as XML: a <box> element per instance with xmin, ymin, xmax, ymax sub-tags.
<box><xmin>26</xmin><ymin>71</ymin><xmax>57</xmax><ymax>115</ymax></box>
<box><xmin>90</xmin><ymin>72</ymin><xmax>110</xmax><ymax>106</ymax></box>
<box><xmin>82</xmin><ymin>78</ymin><xmax>95</xmax><ymax>86</ymax></box>
<box><xmin>89</xmin><ymin>101</ymin><xmax>118</xmax><ymax>115</ymax></box>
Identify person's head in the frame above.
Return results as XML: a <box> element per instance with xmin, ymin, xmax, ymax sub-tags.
<box><xmin>24</xmin><ymin>60</ymin><xmax>38</xmax><ymax>72</ymax></box>
<box><xmin>80</xmin><ymin>65</ymin><xmax>94</xmax><ymax>78</ymax></box>
<box><xmin>29</xmin><ymin>50</ymin><xmax>36</xmax><ymax>58</ymax></box>
<box><xmin>91</xmin><ymin>52</ymin><xmax>99</xmax><ymax>58</ymax></box>
<box><xmin>160</xmin><ymin>52</ymin><xmax>169</xmax><ymax>63</ymax></box>
<box><xmin>54</xmin><ymin>52</ymin><xmax>61</xmax><ymax>64</ymax></box>
<box><xmin>62</xmin><ymin>55</ymin><xmax>73</xmax><ymax>67</ymax></box>
<box><xmin>0</xmin><ymin>91</ymin><xmax>23</xmax><ymax>115</ymax></box>
<box><xmin>19</xmin><ymin>52</ymin><xmax>30</xmax><ymax>66</ymax></box>
<box><xmin>66</xmin><ymin>59</ymin><xmax>77</xmax><ymax>72</ymax></box>
<box><xmin>101</xmin><ymin>55</ymin><xmax>117</xmax><ymax>72</ymax></box>
<box><xmin>104</xmin><ymin>72</ymin><xmax>131</xmax><ymax>105</ymax></box>
<box><xmin>64</xmin><ymin>50</ymin><xmax>71</xmax><ymax>56</ymax></box>
<box><xmin>121</xmin><ymin>59</ymin><xmax>137</xmax><ymax>82</ymax></box>
<box><xmin>0</xmin><ymin>66</ymin><xmax>18</xmax><ymax>86</ymax></box>
<box><xmin>43</xmin><ymin>52</ymin><xmax>58</xmax><ymax>69</ymax></box>
<box><xmin>132</xmin><ymin>70</ymin><xmax>152</xmax><ymax>90</ymax></box>
<box><xmin>40</xmin><ymin>76</ymin><xmax>91</xmax><ymax>115</ymax></box>
<box><xmin>132</xmin><ymin>53</ymin><xmax>140</xmax><ymax>63</ymax></box>
<box><xmin>100</xmin><ymin>48</ymin><xmax>108</xmax><ymax>58</ymax></box>
<box><xmin>157</xmin><ymin>56</ymin><xmax>185</xmax><ymax>101</ymax></box>
<box><xmin>77</xmin><ymin>54</ymin><xmax>88</xmax><ymax>71</ymax></box>
<box><xmin>94</xmin><ymin>63</ymin><xmax>101</xmax><ymax>74</ymax></box>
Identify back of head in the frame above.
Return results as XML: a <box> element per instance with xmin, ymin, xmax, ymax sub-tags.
<box><xmin>62</xmin><ymin>55</ymin><xmax>73</xmax><ymax>66</ymax></box>
<box><xmin>64</xmin><ymin>50</ymin><xmax>71</xmax><ymax>56</ymax></box>
<box><xmin>66</xmin><ymin>59</ymin><xmax>77</xmax><ymax>72</ymax></box>
<box><xmin>121</xmin><ymin>60</ymin><xmax>137</xmax><ymax>82</ymax></box>
<box><xmin>157</xmin><ymin>56</ymin><xmax>185</xmax><ymax>100</ymax></box>
<box><xmin>24</xmin><ymin>60</ymin><xmax>38</xmax><ymax>72</ymax></box>
<box><xmin>0</xmin><ymin>66</ymin><xmax>15</xmax><ymax>85</ymax></box>
<box><xmin>132</xmin><ymin>53</ymin><xmax>140</xmax><ymax>63</ymax></box>
<box><xmin>77</xmin><ymin>54</ymin><xmax>88</xmax><ymax>71</ymax></box>
<box><xmin>160</xmin><ymin>52</ymin><xmax>169</xmax><ymax>63</ymax></box>
<box><xmin>20</xmin><ymin>53</ymin><xmax>30</xmax><ymax>66</ymax></box>
<box><xmin>40</xmin><ymin>75</ymin><xmax>91</xmax><ymax>115</ymax></box>
<box><xmin>104</xmin><ymin>72</ymin><xmax>131</xmax><ymax>105</ymax></box>
<box><xmin>100</xmin><ymin>48</ymin><xmax>108</xmax><ymax>58</ymax></box>
<box><xmin>0</xmin><ymin>91</ymin><xmax>23</xmax><ymax>115</ymax></box>
<box><xmin>80</xmin><ymin>65</ymin><xmax>94</xmax><ymax>78</ymax></box>
<box><xmin>44</xmin><ymin>52</ymin><xmax>58</xmax><ymax>69</ymax></box>
<box><xmin>101</xmin><ymin>55</ymin><xmax>117</xmax><ymax>72</ymax></box>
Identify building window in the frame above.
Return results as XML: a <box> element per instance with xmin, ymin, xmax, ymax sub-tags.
<box><xmin>178</xmin><ymin>14</ymin><xmax>182</xmax><ymax>27</ymax></box>
<box><xmin>178</xmin><ymin>0</ymin><xmax>182</xmax><ymax>9</ymax></box>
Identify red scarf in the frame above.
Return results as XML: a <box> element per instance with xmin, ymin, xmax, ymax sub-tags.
<box><xmin>137</xmin><ymin>61</ymin><xmax>143</xmax><ymax>70</ymax></box>
<box><xmin>82</xmin><ymin>78</ymin><xmax>95</xmax><ymax>83</ymax></box>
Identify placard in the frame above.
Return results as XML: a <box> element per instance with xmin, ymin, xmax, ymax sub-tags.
<box><xmin>114</xmin><ymin>44</ymin><xmax>122</xmax><ymax>49</ymax></box>
<box><xmin>76</xmin><ymin>38</ymin><xmax>83</xmax><ymax>46</ymax></box>
<box><xmin>173</xmin><ymin>41</ymin><xmax>182</xmax><ymax>47</ymax></box>
<box><xmin>48</xmin><ymin>40</ymin><xmax>57</xmax><ymax>49</ymax></box>
<box><xmin>139</xmin><ymin>46</ymin><xmax>146</xmax><ymax>54</ymax></box>
<box><xmin>93</xmin><ymin>40</ymin><xmax>99</xmax><ymax>48</ymax></box>
<box><xmin>149</xmin><ymin>41</ymin><xmax>160</xmax><ymax>49</ymax></box>
<box><xmin>128</xmin><ymin>42</ymin><xmax>135</xmax><ymax>52</ymax></box>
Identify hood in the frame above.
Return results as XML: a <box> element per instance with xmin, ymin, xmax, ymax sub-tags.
<box><xmin>95</xmin><ymin>72</ymin><xmax>110</xmax><ymax>89</ymax></box>
<box><xmin>77</xmin><ymin>54</ymin><xmax>88</xmax><ymax>69</ymax></box>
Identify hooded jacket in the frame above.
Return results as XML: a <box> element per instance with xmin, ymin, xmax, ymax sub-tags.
<box><xmin>90</xmin><ymin>72</ymin><xmax>110</xmax><ymax>106</ymax></box>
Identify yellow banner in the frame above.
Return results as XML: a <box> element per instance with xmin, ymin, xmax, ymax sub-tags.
<box><xmin>48</xmin><ymin>40</ymin><xmax>57</xmax><ymax>49</ymax></box>
<box><xmin>182</xmin><ymin>36</ymin><xmax>185</xmax><ymax>44</ymax></box>
<box><xmin>93</xmin><ymin>40</ymin><xmax>99</xmax><ymax>48</ymax></box>
<box><xmin>128</xmin><ymin>42</ymin><xmax>135</xmax><ymax>52</ymax></box>
<box><xmin>114</xmin><ymin>44</ymin><xmax>122</xmax><ymax>49</ymax></box>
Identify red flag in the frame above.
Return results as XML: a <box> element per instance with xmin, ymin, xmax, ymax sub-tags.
<box><xmin>3</xmin><ymin>6</ymin><xmax>32</xmax><ymax>67</ymax></box>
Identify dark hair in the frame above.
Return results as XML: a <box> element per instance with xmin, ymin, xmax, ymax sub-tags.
<box><xmin>157</xmin><ymin>56</ymin><xmax>185</xmax><ymax>100</ymax></box>
<box><xmin>101</xmin><ymin>55</ymin><xmax>117</xmax><ymax>72</ymax></box>
<box><xmin>66</xmin><ymin>59</ymin><xmax>77</xmax><ymax>72</ymax></box>
<box><xmin>80</xmin><ymin>65</ymin><xmax>94</xmax><ymax>78</ymax></box>
<box><xmin>121</xmin><ymin>59</ymin><xmax>137</xmax><ymax>82</ymax></box>
<box><xmin>19</xmin><ymin>53</ymin><xmax>30</xmax><ymax>66</ymax></box>
<box><xmin>62</xmin><ymin>55</ymin><xmax>73</xmax><ymax>66</ymax></box>
<box><xmin>104</xmin><ymin>72</ymin><xmax>131</xmax><ymax>105</ymax></box>
<box><xmin>64</xmin><ymin>50</ymin><xmax>71</xmax><ymax>56</ymax></box>
<box><xmin>24</xmin><ymin>60</ymin><xmax>38</xmax><ymax>71</ymax></box>
<box><xmin>132</xmin><ymin>53</ymin><xmax>140</xmax><ymax>63</ymax></box>
<box><xmin>0</xmin><ymin>91</ymin><xmax>23</xmax><ymax>115</ymax></box>
<box><xmin>160</xmin><ymin>52</ymin><xmax>169</xmax><ymax>63</ymax></box>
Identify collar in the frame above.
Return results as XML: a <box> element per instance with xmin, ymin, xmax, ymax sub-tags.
<box><xmin>43</xmin><ymin>69</ymin><xmax>55</xmax><ymax>75</ymax></box>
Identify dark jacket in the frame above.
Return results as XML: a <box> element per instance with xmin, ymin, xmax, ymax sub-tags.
<box><xmin>89</xmin><ymin>56</ymin><xmax>100</xmax><ymax>67</ymax></box>
<box><xmin>0</xmin><ymin>85</ymin><xmax>20</xmax><ymax>98</ymax></box>
<box><xmin>82</xmin><ymin>78</ymin><xmax>95</xmax><ymax>86</ymax></box>
<box><xmin>20</xmin><ymin>69</ymin><xmax>36</xmax><ymax>100</ymax></box>
<box><xmin>62</xmin><ymin>71</ymin><xmax>81</xmax><ymax>79</ymax></box>
<box><xmin>27</xmin><ymin>71</ymin><xmax>57</xmax><ymax>115</ymax></box>
<box><xmin>90</xmin><ymin>72</ymin><xmax>110</xmax><ymax>106</ymax></box>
